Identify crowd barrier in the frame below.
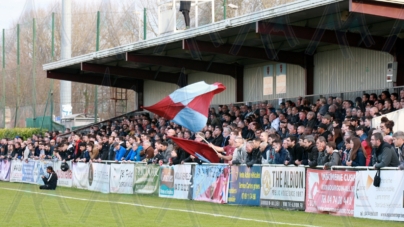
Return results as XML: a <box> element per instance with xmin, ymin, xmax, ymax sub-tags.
<box><xmin>0</xmin><ymin>159</ymin><xmax>403</xmax><ymax>222</ymax></box>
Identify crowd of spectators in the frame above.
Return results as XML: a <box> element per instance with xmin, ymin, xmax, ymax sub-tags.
<box><xmin>0</xmin><ymin>90</ymin><xmax>404</xmax><ymax>170</ymax></box>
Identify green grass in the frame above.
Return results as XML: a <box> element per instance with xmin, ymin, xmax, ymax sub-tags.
<box><xmin>0</xmin><ymin>181</ymin><xmax>401</xmax><ymax>227</ymax></box>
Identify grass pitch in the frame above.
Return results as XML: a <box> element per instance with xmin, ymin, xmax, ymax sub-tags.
<box><xmin>0</xmin><ymin>181</ymin><xmax>401</xmax><ymax>227</ymax></box>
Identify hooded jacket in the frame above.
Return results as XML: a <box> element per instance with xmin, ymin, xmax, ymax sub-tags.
<box><xmin>323</xmin><ymin>150</ymin><xmax>341</xmax><ymax>169</ymax></box>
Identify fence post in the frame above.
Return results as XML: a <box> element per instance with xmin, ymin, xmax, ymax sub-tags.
<box><xmin>50</xmin><ymin>91</ymin><xmax>53</xmax><ymax>131</ymax></box>
<box><xmin>143</xmin><ymin>8</ymin><xmax>147</xmax><ymax>40</ymax></box>
<box><xmin>32</xmin><ymin>18</ymin><xmax>37</xmax><ymax>122</ymax></box>
<box><xmin>223</xmin><ymin>0</ymin><xmax>227</xmax><ymax>20</ymax></box>
<box><xmin>2</xmin><ymin>28</ymin><xmax>5</xmax><ymax>128</ymax></box>
<box><xmin>94</xmin><ymin>11</ymin><xmax>100</xmax><ymax>124</ymax></box>
<box><xmin>14</xmin><ymin>24</ymin><xmax>20</xmax><ymax>128</ymax></box>
<box><xmin>51</xmin><ymin>12</ymin><xmax>55</xmax><ymax>61</ymax></box>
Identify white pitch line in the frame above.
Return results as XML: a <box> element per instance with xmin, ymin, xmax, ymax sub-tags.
<box><xmin>0</xmin><ymin>187</ymin><xmax>321</xmax><ymax>227</ymax></box>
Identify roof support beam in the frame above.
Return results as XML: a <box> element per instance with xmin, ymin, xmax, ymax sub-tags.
<box><xmin>81</xmin><ymin>62</ymin><xmax>180</xmax><ymax>85</ymax></box>
<box><xmin>182</xmin><ymin>39</ymin><xmax>305</xmax><ymax>67</ymax></box>
<box><xmin>126</xmin><ymin>54</ymin><xmax>239</xmax><ymax>78</ymax></box>
<box><xmin>256</xmin><ymin>21</ymin><xmax>389</xmax><ymax>53</ymax></box>
<box><xmin>350</xmin><ymin>0</ymin><xmax>404</xmax><ymax>20</ymax></box>
<box><xmin>47</xmin><ymin>71</ymin><xmax>137</xmax><ymax>90</ymax></box>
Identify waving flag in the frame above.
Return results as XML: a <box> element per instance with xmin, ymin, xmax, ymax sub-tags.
<box><xmin>169</xmin><ymin>137</ymin><xmax>220</xmax><ymax>163</ymax></box>
<box><xmin>144</xmin><ymin>81</ymin><xmax>225</xmax><ymax>132</ymax></box>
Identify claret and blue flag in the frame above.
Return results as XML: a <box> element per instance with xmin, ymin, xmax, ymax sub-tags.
<box><xmin>144</xmin><ymin>81</ymin><xmax>226</xmax><ymax>132</ymax></box>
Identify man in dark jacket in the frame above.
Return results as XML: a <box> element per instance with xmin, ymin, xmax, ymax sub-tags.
<box><xmin>39</xmin><ymin>166</ymin><xmax>58</xmax><ymax>190</ymax></box>
<box><xmin>392</xmin><ymin>131</ymin><xmax>404</xmax><ymax>169</ymax></box>
<box><xmin>303</xmin><ymin>135</ymin><xmax>318</xmax><ymax>168</ymax></box>
<box><xmin>211</xmin><ymin>127</ymin><xmax>224</xmax><ymax>147</ymax></box>
<box><xmin>371</xmin><ymin>132</ymin><xmax>400</xmax><ymax>169</ymax></box>
<box><xmin>246</xmin><ymin>139</ymin><xmax>262</xmax><ymax>167</ymax></box>
<box><xmin>284</xmin><ymin>136</ymin><xmax>303</xmax><ymax>166</ymax></box>
<box><xmin>179</xmin><ymin>1</ymin><xmax>191</xmax><ymax>29</ymax></box>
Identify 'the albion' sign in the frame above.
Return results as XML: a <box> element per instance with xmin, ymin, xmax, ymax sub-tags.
<box><xmin>260</xmin><ymin>166</ymin><xmax>306</xmax><ymax>210</ymax></box>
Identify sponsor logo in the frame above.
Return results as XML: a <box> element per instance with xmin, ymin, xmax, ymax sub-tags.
<box><xmin>262</xmin><ymin>170</ymin><xmax>271</xmax><ymax>196</ymax></box>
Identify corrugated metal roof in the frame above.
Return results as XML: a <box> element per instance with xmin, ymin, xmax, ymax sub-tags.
<box><xmin>43</xmin><ymin>0</ymin><xmax>344</xmax><ymax>71</ymax></box>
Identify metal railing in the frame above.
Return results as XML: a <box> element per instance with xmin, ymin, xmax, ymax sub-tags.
<box><xmin>230</xmin><ymin>86</ymin><xmax>404</xmax><ymax>108</ymax></box>
<box><xmin>57</xmin><ymin>109</ymin><xmax>150</xmax><ymax>137</ymax></box>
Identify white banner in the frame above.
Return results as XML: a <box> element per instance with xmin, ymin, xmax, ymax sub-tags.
<box><xmin>0</xmin><ymin>160</ymin><xmax>11</xmax><ymax>181</ymax></box>
<box><xmin>10</xmin><ymin>160</ymin><xmax>23</xmax><ymax>183</ymax></box>
<box><xmin>34</xmin><ymin>160</ymin><xmax>53</xmax><ymax>185</ymax></box>
<box><xmin>110</xmin><ymin>164</ymin><xmax>135</xmax><ymax>194</ymax></box>
<box><xmin>72</xmin><ymin>162</ymin><xmax>89</xmax><ymax>189</ymax></box>
<box><xmin>173</xmin><ymin>165</ymin><xmax>192</xmax><ymax>199</ymax></box>
<box><xmin>260</xmin><ymin>166</ymin><xmax>305</xmax><ymax>210</ymax></box>
<box><xmin>371</xmin><ymin>108</ymin><xmax>404</xmax><ymax>132</ymax></box>
<box><xmin>54</xmin><ymin>161</ymin><xmax>73</xmax><ymax>187</ymax></box>
<box><xmin>88</xmin><ymin>163</ymin><xmax>110</xmax><ymax>193</ymax></box>
<box><xmin>354</xmin><ymin>170</ymin><xmax>404</xmax><ymax>221</ymax></box>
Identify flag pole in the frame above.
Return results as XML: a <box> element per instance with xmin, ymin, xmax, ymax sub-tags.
<box><xmin>196</xmin><ymin>134</ymin><xmax>219</xmax><ymax>155</ymax></box>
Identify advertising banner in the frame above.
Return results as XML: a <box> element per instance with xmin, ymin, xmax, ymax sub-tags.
<box><xmin>305</xmin><ymin>169</ymin><xmax>355</xmax><ymax>216</ymax></box>
<box><xmin>134</xmin><ymin>164</ymin><xmax>160</xmax><ymax>194</ymax></box>
<box><xmin>54</xmin><ymin>161</ymin><xmax>73</xmax><ymax>187</ymax></box>
<box><xmin>193</xmin><ymin>165</ymin><xmax>230</xmax><ymax>204</ymax></box>
<box><xmin>159</xmin><ymin>166</ymin><xmax>174</xmax><ymax>198</ymax></box>
<box><xmin>0</xmin><ymin>160</ymin><xmax>11</xmax><ymax>181</ymax></box>
<box><xmin>72</xmin><ymin>162</ymin><xmax>89</xmax><ymax>190</ymax></box>
<box><xmin>228</xmin><ymin>165</ymin><xmax>261</xmax><ymax>206</ymax></box>
<box><xmin>88</xmin><ymin>163</ymin><xmax>110</xmax><ymax>193</ymax></box>
<box><xmin>263</xmin><ymin>65</ymin><xmax>274</xmax><ymax>95</ymax></box>
<box><xmin>10</xmin><ymin>160</ymin><xmax>23</xmax><ymax>182</ymax></box>
<box><xmin>110</xmin><ymin>163</ymin><xmax>134</xmax><ymax>194</ymax></box>
<box><xmin>173</xmin><ymin>165</ymin><xmax>192</xmax><ymax>199</ymax></box>
<box><xmin>34</xmin><ymin>160</ymin><xmax>53</xmax><ymax>185</ymax></box>
<box><xmin>354</xmin><ymin>170</ymin><xmax>404</xmax><ymax>221</ymax></box>
<box><xmin>21</xmin><ymin>160</ymin><xmax>35</xmax><ymax>184</ymax></box>
<box><xmin>260</xmin><ymin>166</ymin><xmax>305</xmax><ymax>210</ymax></box>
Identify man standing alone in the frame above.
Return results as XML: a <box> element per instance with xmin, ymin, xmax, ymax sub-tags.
<box><xmin>180</xmin><ymin>1</ymin><xmax>191</xmax><ymax>29</ymax></box>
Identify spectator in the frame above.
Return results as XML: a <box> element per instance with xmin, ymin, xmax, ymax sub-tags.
<box><xmin>209</xmin><ymin>134</ymin><xmax>236</xmax><ymax>163</ymax></box>
<box><xmin>269</xmin><ymin>112</ymin><xmax>280</xmax><ymax>131</ymax></box>
<box><xmin>211</xmin><ymin>127</ymin><xmax>224</xmax><ymax>147</ymax></box>
<box><xmin>380</xmin><ymin>117</ymin><xmax>394</xmax><ymax>136</ymax></box>
<box><xmin>323</xmin><ymin>142</ymin><xmax>341</xmax><ymax>170</ymax></box>
<box><xmin>260</xmin><ymin>141</ymin><xmax>273</xmax><ymax>164</ymax></box>
<box><xmin>125</xmin><ymin>142</ymin><xmax>142</xmax><ymax>162</ymax></box>
<box><xmin>319</xmin><ymin>98</ymin><xmax>329</xmax><ymax>116</ymax></box>
<box><xmin>272</xmin><ymin>139</ymin><xmax>287</xmax><ymax>164</ymax></box>
<box><xmin>113</xmin><ymin>142</ymin><xmax>126</xmax><ymax>162</ymax></box>
<box><xmin>245</xmin><ymin>138</ymin><xmax>262</xmax><ymax>167</ymax></box>
<box><xmin>317</xmin><ymin>124</ymin><xmax>330</xmax><ymax>142</ymax></box>
<box><xmin>316</xmin><ymin>136</ymin><xmax>327</xmax><ymax>166</ymax></box>
<box><xmin>284</xmin><ymin>136</ymin><xmax>303</xmax><ymax>166</ymax></box>
<box><xmin>306</xmin><ymin>111</ymin><xmax>317</xmax><ymax>129</ymax></box>
<box><xmin>230</xmin><ymin>137</ymin><xmax>247</xmax><ymax>165</ymax></box>
<box><xmin>77</xmin><ymin>143</ymin><xmax>90</xmax><ymax>162</ymax></box>
<box><xmin>345</xmin><ymin>137</ymin><xmax>366</xmax><ymax>166</ymax></box>
<box><xmin>303</xmin><ymin>135</ymin><xmax>318</xmax><ymax>167</ymax></box>
<box><xmin>371</xmin><ymin>132</ymin><xmax>400</xmax><ymax>168</ymax></box>
<box><xmin>392</xmin><ymin>131</ymin><xmax>404</xmax><ymax>169</ymax></box>
<box><xmin>141</xmin><ymin>140</ymin><xmax>154</xmax><ymax>161</ymax></box>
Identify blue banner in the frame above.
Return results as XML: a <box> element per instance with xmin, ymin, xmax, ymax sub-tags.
<box><xmin>34</xmin><ymin>160</ymin><xmax>53</xmax><ymax>185</ymax></box>
<box><xmin>22</xmin><ymin>160</ymin><xmax>35</xmax><ymax>183</ymax></box>
<box><xmin>193</xmin><ymin>165</ymin><xmax>230</xmax><ymax>204</ymax></box>
<box><xmin>228</xmin><ymin>165</ymin><xmax>261</xmax><ymax>206</ymax></box>
<box><xmin>159</xmin><ymin>166</ymin><xmax>174</xmax><ymax>197</ymax></box>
